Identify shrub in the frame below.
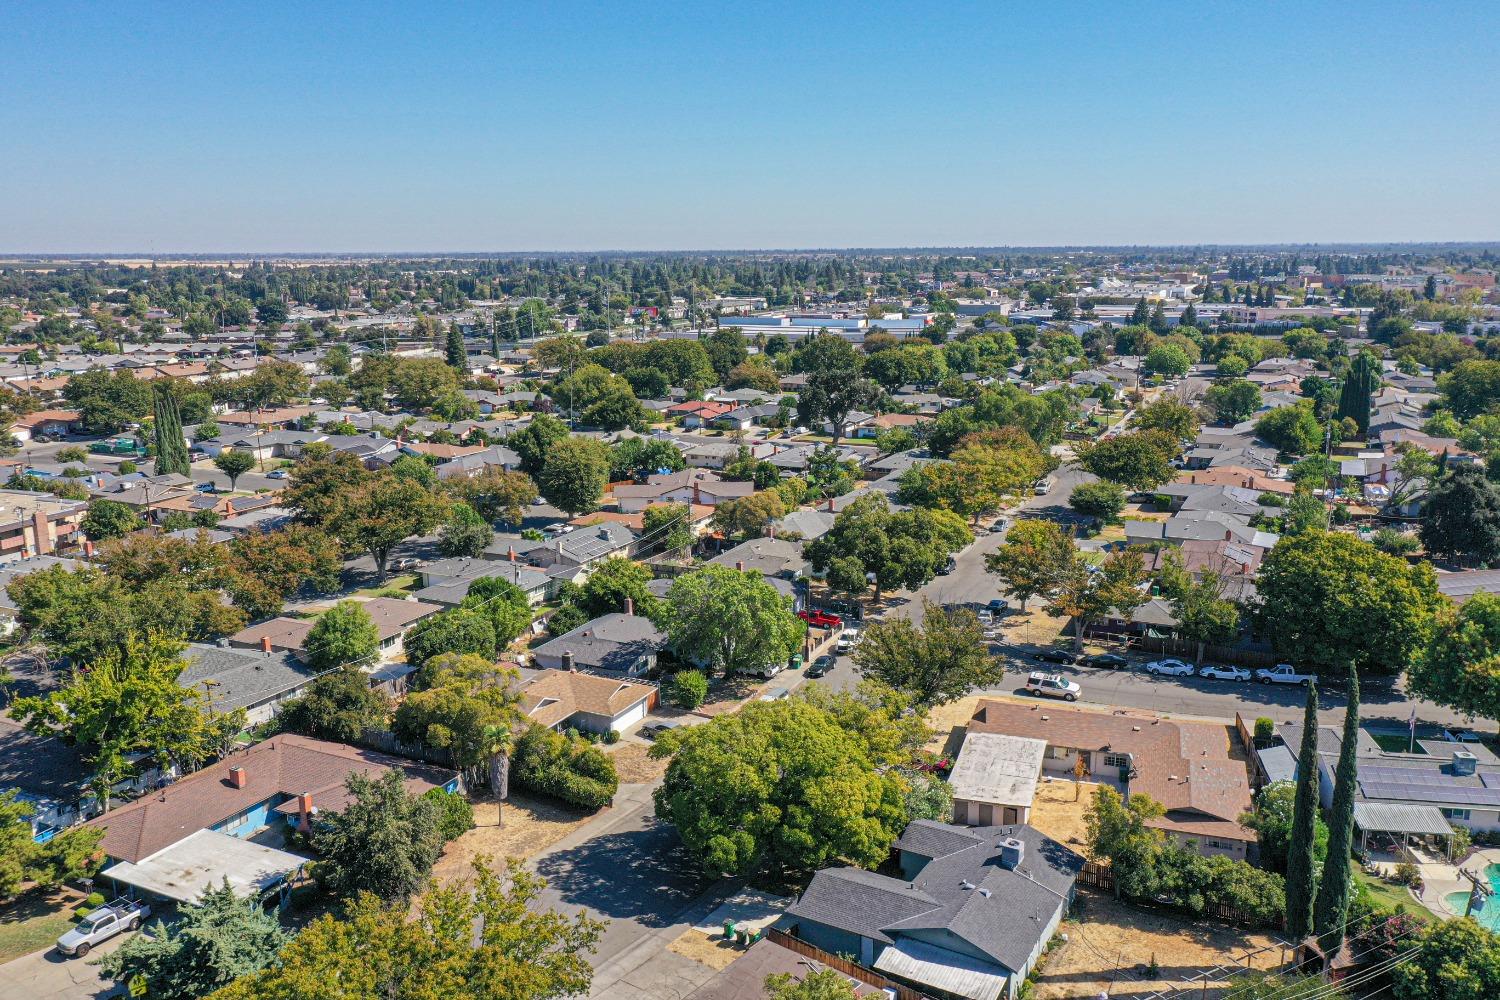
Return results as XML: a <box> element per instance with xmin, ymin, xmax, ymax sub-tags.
<box><xmin>664</xmin><ymin>670</ymin><xmax>709</xmax><ymax>710</ymax></box>
<box><xmin>604</xmin><ymin>729</ymin><xmax>621</xmax><ymax>744</ymax></box>
<box><xmin>513</xmin><ymin>725</ymin><xmax>618</xmax><ymax>810</ymax></box>
<box><xmin>1392</xmin><ymin>862</ymin><xmax>1422</xmax><ymax>889</ymax></box>
<box><xmin>546</xmin><ymin>604</ymin><xmax>588</xmax><ymax>637</ymax></box>
<box><xmin>1254</xmin><ymin>717</ymin><xmax>1274</xmax><ymax>742</ymax></box>
<box><xmin>423</xmin><ymin>788</ymin><xmax>475</xmax><ymax>841</ymax></box>
<box><xmin>1449</xmin><ymin>822</ymin><xmax>1473</xmax><ymax>860</ymax></box>
<box><xmin>85</xmin><ymin>891</ymin><xmax>106</xmax><ymax>907</ymax></box>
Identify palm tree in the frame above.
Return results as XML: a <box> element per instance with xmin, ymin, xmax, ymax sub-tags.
<box><xmin>482</xmin><ymin>723</ymin><xmax>513</xmax><ymax>827</ymax></box>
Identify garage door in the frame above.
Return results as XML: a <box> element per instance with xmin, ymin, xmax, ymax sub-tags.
<box><xmin>613</xmin><ymin>700</ymin><xmax>648</xmax><ymax>732</ymax></box>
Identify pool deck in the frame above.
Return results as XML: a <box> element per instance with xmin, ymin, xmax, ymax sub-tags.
<box><xmin>1417</xmin><ymin>847</ymin><xmax>1500</xmax><ymax>920</ymax></box>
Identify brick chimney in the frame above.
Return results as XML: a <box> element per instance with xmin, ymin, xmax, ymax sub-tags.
<box><xmin>83</xmin><ymin>539</ymin><xmax>95</xmax><ymax>558</ymax></box>
<box><xmin>228</xmin><ymin>766</ymin><xmax>247</xmax><ymax>789</ymax></box>
<box><xmin>692</xmin><ymin>483</ymin><xmax>702</xmax><ymax>505</ymax></box>
<box><xmin>297</xmin><ymin>792</ymin><xmax>314</xmax><ymax>832</ymax></box>
<box><xmin>624</xmin><ymin>597</ymin><xmax>634</xmax><ymax>616</ymax></box>
<box><xmin>507</xmin><ymin>545</ymin><xmax>516</xmax><ymax>561</ymax></box>
<box><xmin>827</xmin><ymin>495</ymin><xmax>835</xmax><ymax>512</ymax></box>
<box><xmin>261</xmin><ymin>636</ymin><xmax>273</xmax><ymax>654</ymax></box>
<box><xmin>736</xmin><ymin>560</ymin><xmax>745</xmax><ymax>571</ymax></box>
<box><xmin>563</xmin><ymin>650</ymin><xmax>575</xmax><ymax>672</ymax></box>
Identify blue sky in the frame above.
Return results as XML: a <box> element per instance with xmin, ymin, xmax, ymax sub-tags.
<box><xmin>2</xmin><ymin>1</ymin><xmax>1497</xmax><ymax>251</ymax></box>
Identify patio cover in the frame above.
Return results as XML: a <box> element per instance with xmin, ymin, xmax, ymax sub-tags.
<box><xmin>102</xmin><ymin>828</ymin><xmax>309</xmax><ymax>903</ymax></box>
<box><xmin>873</xmin><ymin>939</ymin><xmax>1009</xmax><ymax>1000</ymax></box>
<box><xmin>1352</xmin><ymin>802</ymin><xmax>1453</xmax><ymax>837</ymax></box>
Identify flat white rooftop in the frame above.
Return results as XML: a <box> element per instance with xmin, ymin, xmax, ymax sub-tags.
<box><xmin>948</xmin><ymin>732</ymin><xmax>1047</xmax><ymax>808</ymax></box>
<box><xmin>102</xmin><ymin>828</ymin><xmax>309</xmax><ymax>903</ymax></box>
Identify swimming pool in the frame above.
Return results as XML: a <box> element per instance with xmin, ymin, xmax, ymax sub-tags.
<box><xmin>1444</xmin><ymin>863</ymin><xmax>1500</xmax><ymax>930</ymax></box>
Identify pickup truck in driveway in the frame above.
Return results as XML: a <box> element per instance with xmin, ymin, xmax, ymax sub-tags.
<box><xmin>1255</xmin><ymin>664</ymin><xmax>1317</xmax><ymax>686</ymax></box>
<box><xmin>57</xmin><ymin>898</ymin><xmax>150</xmax><ymax>957</ymax></box>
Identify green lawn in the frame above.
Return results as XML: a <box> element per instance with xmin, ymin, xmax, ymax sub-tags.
<box><xmin>1369</xmin><ymin>732</ymin><xmax>1426</xmax><ymax>754</ymax></box>
<box><xmin>352</xmin><ymin>574</ymin><xmax>417</xmax><ymax>598</ymax></box>
<box><xmin>0</xmin><ymin>890</ymin><xmax>81</xmax><ymax>964</ymax></box>
<box><xmin>1353</xmin><ymin>868</ymin><xmax>1417</xmax><ymax>914</ymax></box>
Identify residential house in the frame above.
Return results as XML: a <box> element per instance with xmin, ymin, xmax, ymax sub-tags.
<box><xmin>967</xmin><ymin>700</ymin><xmax>1256</xmax><ymax>859</ymax></box>
<box><xmin>531</xmin><ymin>612</ymin><xmax>668</xmax><ymax>676</ymax></box>
<box><xmin>178</xmin><ymin>643</ymin><xmax>318</xmax><ymax>727</ymax></box>
<box><xmin>781</xmin><ymin>819</ymin><xmax>1082</xmax><ymax>1000</ymax></box>
<box><xmin>8</xmin><ymin>409</ymin><xmax>84</xmax><ymax>442</ymax></box>
<box><xmin>0</xmin><ymin>490</ymin><xmax>88</xmax><ymax>563</ymax></box>
<box><xmin>948</xmin><ymin>733</ymin><xmax>1048</xmax><ymax>827</ymax></box>
<box><xmin>614</xmin><ymin>469</ymin><xmax>755</xmax><ymax>513</ymax></box>
<box><xmin>519</xmin><ymin>669</ymin><xmax>657</xmax><ymax>734</ymax></box>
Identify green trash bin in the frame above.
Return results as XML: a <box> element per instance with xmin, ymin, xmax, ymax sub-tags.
<box><xmin>788</xmin><ymin>654</ymin><xmax>804</xmax><ymax>671</ymax></box>
<box><xmin>723</xmin><ymin>919</ymin><xmax>737</xmax><ymax>940</ymax></box>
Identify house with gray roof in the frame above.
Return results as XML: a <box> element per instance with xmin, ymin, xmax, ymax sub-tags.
<box><xmin>531</xmin><ymin>612</ymin><xmax>667</xmax><ymax>676</ymax></box>
<box><xmin>781</xmin><ymin>820</ymin><xmax>1082</xmax><ymax>1000</ymax></box>
<box><xmin>178</xmin><ymin>642</ymin><xmax>318</xmax><ymax>727</ymax></box>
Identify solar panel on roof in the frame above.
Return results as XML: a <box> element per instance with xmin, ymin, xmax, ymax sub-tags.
<box><xmin>1360</xmin><ymin>782</ymin><xmax>1500</xmax><ymax>807</ymax></box>
<box><xmin>1481</xmin><ymin>772</ymin><xmax>1500</xmax><ymax>789</ymax></box>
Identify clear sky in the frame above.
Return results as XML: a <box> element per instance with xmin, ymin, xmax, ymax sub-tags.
<box><xmin>3</xmin><ymin>1</ymin><xmax>1497</xmax><ymax>252</ymax></box>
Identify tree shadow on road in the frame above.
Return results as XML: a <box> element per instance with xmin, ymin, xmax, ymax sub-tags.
<box><xmin>534</xmin><ymin>820</ymin><xmax>712</xmax><ymax>926</ymax></box>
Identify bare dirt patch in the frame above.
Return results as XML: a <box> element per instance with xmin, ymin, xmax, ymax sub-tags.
<box><xmin>431</xmin><ymin>791</ymin><xmax>599</xmax><ymax>883</ymax></box>
<box><xmin>667</xmin><ymin>929</ymin><xmax>744</xmax><ymax>970</ymax></box>
<box><xmin>610</xmin><ymin>741</ymin><xmax>668</xmax><ymax>783</ymax></box>
<box><xmin>1035</xmin><ymin>891</ymin><xmax>1283</xmax><ymax>1000</ymax></box>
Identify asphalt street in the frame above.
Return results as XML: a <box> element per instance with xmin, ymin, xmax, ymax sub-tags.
<box><xmin>17</xmin><ymin>438</ymin><xmax>286</xmax><ymax>493</ymax></box>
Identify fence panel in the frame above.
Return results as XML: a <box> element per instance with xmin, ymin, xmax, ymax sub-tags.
<box><xmin>766</xmin><ymin>929</ymin><xmax>932</xmax><ymax>1000</ymax></box>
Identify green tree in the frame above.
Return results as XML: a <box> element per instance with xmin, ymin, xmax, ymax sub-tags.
<box><xmin>507</xmin><ymin>413</ymin><xmax>570</xmax><ymax>476</ymax></box>
<box><xmin>1069</xmin><ymin>480</ymin><xmax>1127</xmax><ymax>522</ymax></box>
<box><xmin>805</xmin><ymin>494</ymin><xmax>971</xmax><ymax>601</ymax></box>
<box><xmin>1255</xmin><ymin>531</ymin><xmax>1440</xmax><ymax>677</ymax></box>
<box><xmin>394</xmin><ymin>654</ymin><xmax>523</xmax><ymax>771</ymax></box>
<box><xmin>985</xmin><ymin>519</ymin><xmax>1076</xmax><ymax>610</ymax></box>
<box><xmin>446</xmin><ymin>468</ymin><xmax>538</xmax><ymax>526</ymax></box>
<box><xmin>0</xmin><ymin>790</ymin><xmax>103</xmax><ymax>898</ymax></box>
<box><xmin>537</xmin><ymin>437</ymin><xmax>611</xmax><ymax>515</ymax></box>
<box><xmin>1171</xmin><ymin>571</ymin><xmax>1240</xmax><ymax>663</ymax></box>
<box><xmin>1421</xmin><ymin>464</ymin><xmax>1500</xmax><ymax>565</ymax></box>
<box><xmin>609</xmin><ymin>437</ymin><xmax>685</xmax><ymax>481</ymax></box>
<box><xmin>331</xmin><ymin>473</ymin><xmax>447</xmax><ymax>579</ymax></box>
<box><xmin>1409</xmin><ymin>593</ymin><xmax>1500</xmax><ymax>724</ymax></box>
<box><xmin>642</xmin><ymin>501</ymin><xmax>693</xmax><ymax>554</ymax></box>
<box><xmin>664</xmin><ymin>670</ymin><xmax>709</xmax><ymax>710</ymax></box>
<box><xmin>62</xmin><ymin>368</ymin><xmax>152</xmax><ymax>434</ymax></box>
<box><xmin>713</xmin><ymin>491</ymin><xmax>786</xmax><ymax>541</ymax></box>
<box><xmin>82</xmin><ymin>499</ymin><xmax>142</xmax><ymax>541</ymax></box>
<box><xmin>1085</xmin><ymin>785</ymin><xmax>1165</xmax><ymax>899</ymax></box>
<box><xmin>277</xmin><ymin>665</ymin><xmax>390</xmax><ymax>743</ymax></box>
<box><xmin>664</xmin><ymin>565</ymin><xmax>804</xmax><ymax>676</ymax></box>
<box><xmin>1255</xmin><ymin>400</ymin><xmax>1323</xmax><ymax>456</ymax></box>
<box><xmin>1336</xmin><ymin>351</ymin><xmax>1380</xmax><ymax>435</ymax></box>
<box><xmin>651</xmin><ymin>698</ymin><xmax>908</xmax><ymax>876</ymax></box>
<box><xmin>1392</xmin><ymin>917</ymin><xmax>1500</xmax><ymax>1000</ymax></box>
<box><xmin>1076</xmin><ymin>431</ymin><xmax>1177</xmax><ymax>491</ymax></box>
<box><xmin>1286</xmin><ymin>683</ymin><xmax>1322</xmax><ymax>941</ymax></box>
<box><xmin>1132</xmin><ymin>397</ymin><xmax>1201</xmax><ymax>440</ymax></box>
<box><xmin>512</xmin><ymin>723</ymin><xmax>617</xmax><ymax>809</ymax></box>
<box><xmin>1313</xmin><ymin>667</ymin><xmax>1359</xmax><ymax>953</ymax></box>
<box><xmin>852</xmin><ymin>600</ymin><xmax>1004</xmax><ymax>706</ymax></box>
<box><xmin>445</xmin><ymin>322</ymin><xmax>466</xmax><ymax>369</ymax></box>
<box><xmin>212</xmin><ymin>860</ymin><xmax>603</xmax><ymax>1000</ymax></box>
<box><xmin>312</xmin><ymin>769</ymin><xmax>444</xmax><ymax>903</ymax></box>
<box><xmin>10</xmin><ymin>635</ymin><xmax>240</xmax><ymax>812</ymax></box>
<box><xmin>1144</xmin><ymin>343</ymin><xmax>1191</xmax><ymax>377</ymax></box>
<box><xmin>794</xmin><ymin>334</ymin><xmax>880</xmax><ymax>443</ymax></box>
<box><xmin>438</xmin><ymin>501</ymin><xmax>493</xmax><ymax>558</ymax></box>
<box><xmin>151</xmin><ymin>382</ymin><xmax>191</xmax><ymax>477</ymax></box>
<box><xmin>404</xmin><ymin>607</ymin><xmax>498</xmax><ymax>668</ymax></box>
<box><xmin>97</xmin><ymin>881</ymin><xmax>290</xmax><ymax>1000</ymax></box>
<box><xmin>1241</xmin><ymin>780</ymin><xmax>1328</xmax><ymax>877</ymax></box>
<box><xmin>212</xmin><ymin>448</ymin><xmax>256</xmax><ymax>490</ymax></box>
<box><xmin>577</xmin><ymin>555</ymin><xmax>659</xmax><ymax>620</ymax></box>
<box><xmin>224</xmin><ymin>526</ymin><xmax>343</xmax><ymax>620</ymax></box>
<box><xmin>304</xmin><ymin>600</ymin><xmax>379</xmax><ymax>671</ymax></box>
<box><xmin>1047</xmin><ymin>548</ymin><xmax>1149</xmax><ymax>650</ymax></box>
<box><xmin>1204</xmin><ymin>379</ymin><xmax>1263</xmax><ymax>424</ymax></box>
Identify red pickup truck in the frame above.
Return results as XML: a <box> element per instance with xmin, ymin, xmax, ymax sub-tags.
<box><xmin>798</xmin><ymin>609</ymin><xmax>843</xmax><ymax>629</ymax></box>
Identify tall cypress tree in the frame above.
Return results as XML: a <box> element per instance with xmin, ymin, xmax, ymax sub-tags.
<box><xmin>1285</xmin><ymin>682</ymin><xmax>1321</xmax><ymax>940</ymax></box>
<box><xmin>152</xmin><ymin>382</ymin><xmax>190</xmax><ymax>477</ymax></box>
<box><xmin>1130</xmin><ymin>297</ymin><xmax>1150</xmax><ymax>326</ymax></box>
<box><xmin>1336</xmin><ymin>352</ymin><xmax>1377</xmax><ymax>435</ymax></box>
<box><xmin>1313</xmin><ymin>665</ymin><xmax>1360</xmax><ymax>955</ymax></box>
<box><xmin>446</xmin><ymin>323</ymin><xmax>466</xmax><ymax>370</ymax></box>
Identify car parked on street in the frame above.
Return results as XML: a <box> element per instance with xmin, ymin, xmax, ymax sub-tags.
<box><xmin>1031</xmin><ymin>647</ymin><xmax>1078</xmax><ymax>665</ymax></box>
<box><xmin>1255</xmin><ymin>663</ymin><xmax>1317</xmax><ymax>685</ymax></box>
<box><xmin>1083</xmin><ymin>653</ymin><xmax>1129</xmax><ymax>669</ymax></box>
<box><xmin>835</xmin><ymin>629</ymin><xmax>859</xmax><ymax>653</ymax></box>
<box><xmin>1145</xmin><ymin>658</ymin><xmax>1195</xmax><ymax>677</ymax></box>
<box><xmin>1024</xmin><ymin>671</ymin><xmax>1080</xmax><ymax>701</ymax></box>
<box><xmin>1197</xmin><ymin>663</ymin><xmax>1252</xmax><ymax>682</ymax></box>
<box><xmin>798</xmin><ymin>609</ymin><xmax>843</xmax><ymax>629</ymax></box>
<box><xmin>266</xmin><ymin>468</ymin><xmax>289</xmax><ymax>479</ymax></box>
<box><xmin>806</xmin><ymin>654</ymin><xmax>835</xmax><ymax>678</ymax></box>
<box><xmin>57</xmin><ymin>898</ymin><xmax>150</xmax><ymax>957</ymax></box>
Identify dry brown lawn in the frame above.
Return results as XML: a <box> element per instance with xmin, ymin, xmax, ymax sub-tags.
<box><xmin>1030</xmin><ymin>777</ymin><xmax>1103</xmax><ymax>850</ymax></box>
<box><xmin>1034</xmin><ymin>892</ymin><xmax>1283</xmax><ymax>1000</ymax></box>
<box><xmin>610</xmin><ymin>741</ymin><xmax>668</xmax><ymax>783</ymax></box>
<box><xmin>431</xmin><ymin>791</ymin><xmax>599</xmax><ymax>883</ymax></box>
<box><xmin>666</xmin><ymin>929</ymin><xmax>743</xmax><ymax>970</ymax></box>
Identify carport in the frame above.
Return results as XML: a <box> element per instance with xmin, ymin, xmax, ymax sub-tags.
<box><xmin>1353</xmin><ymin>802</ymin><xmax>1455</xmax><ymax>858</ymax></box>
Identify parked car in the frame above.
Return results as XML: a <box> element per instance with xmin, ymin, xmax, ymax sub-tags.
<box><xmin>1024</xmin><ymin>672</ymin><xmax>1081</xmax><ymax>701</ymax></box>
<box><xmin>196</xmin><ymin>481</ymin><xmax>218</xmax><ymax>493</ymax></box>
<box><xmin>1255</xmin><ymin>663</ymin><xmax>1317</xmax><ymax>686</ymax></box>
<box><xmin>986</xmin><ymin>599</ymin><xmax>1010</xmax><ymax>616</ymax></box>
<box><xmin>266</xmin><ymin>469</ymin><xmax>289</xmax><ymax>479</ymax></box>
<box><xmin>798</xmin><ymin>609</ymin><xmax>843</xmax><ymax>629</ymax></box>
<box><xmin>806</xmin><ymin>654</ymin><xmax>835</xmax><ymax>678</ymax></box>
<box><xmin>937</xmin><ymin>557</ymin><xmax>956</xmax><ymax>575</ymax></box>
<box><xmin>1145</xmin><ymin>658</ymin><xmax>1195</xmax><ymax>677</ymax></box>
<box><xmin>1033</xmin><ymin>478</ymin><xmax>1051</xmax><ymax>495</ymax></box>
<box><xmin>989</xmin><ymin>518</ymin><xmax>1008</xmax><ymax>533</ymax></box>
<box><xmin>641</xmin><ymin>721</ymin><xmax>680</xmax><ymax>740</ymax></box>
<box><xmin>1083</xmin><ymin>653</ymin><xmax>1129</xmax><ymax>669</ymax></box>
<box><xmin>1031</xmin><ymin>647</ymin><xmax>1078</xmax><ymax>665</ymax></box>
<box><xmin>57</xmin><ymin>899</ymin><xmax>150</xmax><ymax>957</ymax></box>
<box><xmin>1198</xmin><ymin>663</ymin><xmax>1252</xmax><ymax>682</ymax></box>
<box><xmin>835</xmin><ymin>629</ymin><xmax>859</xmax><ymax>653</ymax></box>
<box><xmin>394</xmin><ymin>557</ymin><xmax>423</xmax><ymax>571</ymax></box>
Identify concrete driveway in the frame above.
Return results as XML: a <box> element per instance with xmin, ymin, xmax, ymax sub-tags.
<box><xmin>0</xmin><ymin>935</ymin><xmax>126</xmax><ymax>1000</ymax></box>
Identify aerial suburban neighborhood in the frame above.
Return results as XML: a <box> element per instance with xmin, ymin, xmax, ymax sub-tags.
<box><xmin>2</xmin><ymin>5</ymin><xmax>1499</xmax><ymax>1000</ymax></box>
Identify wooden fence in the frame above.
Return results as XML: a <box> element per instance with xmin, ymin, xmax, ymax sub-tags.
<box><xmin>766</xmin><ymin>928</ymin><xmax>933</xmax><ymax>1000</ymax></box>
<box><xmin>1077</xmin><ymin>862</ymin><xmax>1285</xmax><ymax>931</ymax></box>
<box><xmin>359</xmin><ymin>728</ymin><xmax>457</xmax><ymax>770</ymax></box>
<box><xmin>1084</xmin><ymin>626</ymin><xmax>1280</xmax><ymax>670</ymax></box>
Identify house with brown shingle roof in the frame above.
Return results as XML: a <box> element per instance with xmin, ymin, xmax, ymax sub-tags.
<box><xmin>520</xmin><ymin>669</ymin><xmax>656</xmax><ymax>734</ymax></box>
<box><xmin>87</xmin><ymin>733</ymin><xmax>459</xmax><ymax>865</ymax></box>
<box><xmin>966</xmin><ymin>700</ymin><xmax>1254</xmax><ymax>859</ymax></box>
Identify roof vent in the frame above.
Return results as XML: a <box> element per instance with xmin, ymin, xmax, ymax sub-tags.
<box><xmin>1132</xmin><ymin>725</ymin><xmax>1141</xmax><ymax>732</ymax></box>
<box><xmin>1040</xmin><ymin>715</ymin><xmax>1049</xmax><ymax>722</ymax></box>
<box><xmin>960</xmin><ymin>880</ymin><xmax>976</xmax><ymax>890</ymax></box>
<box><xmin>977</xmin><ymin>887</ymin><xmax>992</xmax><ymax>897</ymax></box>
<box><xmin>999</xmin><ymin>837</ymin><xmax>1025</xmax><ymax>870</ymax></box>
<box><xmin>1452</xmin><ymin>750</ymin><xmax>1478</xmax><ymax>776</ymax></box>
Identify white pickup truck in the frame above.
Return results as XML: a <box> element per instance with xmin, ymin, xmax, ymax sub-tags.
<box><xmin>56</xmin><ymin>898</ymin><xmax>150</xmax><ymax>957</ymax></box>
<box><xmin>1255</xmin><ymin>664</ymin><xmax>1317</xmax><ymax>686</ymax></box>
